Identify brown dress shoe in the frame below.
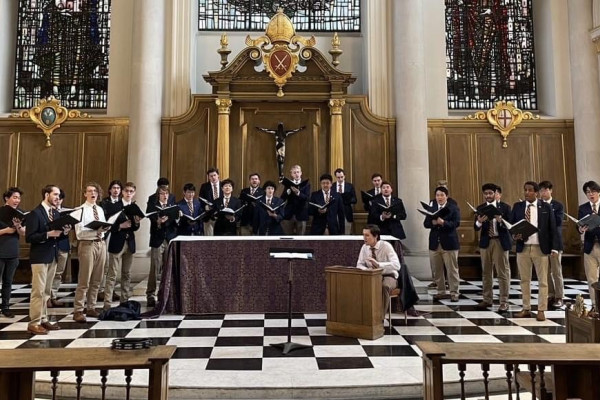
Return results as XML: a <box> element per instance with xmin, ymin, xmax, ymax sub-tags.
<box><xmin>476</xmin><ymin>301</ymin><xmax>492</xmax><ymax>310</ymax></box>
<box><xmin>73</xmin><ymin>311</ymin><xmax>87</xmax><ymax>323</ymax></box>
<box><xmin>86</xmin><ymin>308</ymin><xmax>100</xmax><ymax>318</ymax></box>
<box><xmin>27</xmin><ymin>325</ymin><xmax>48</xmax><ymax>335</ymax></box>
<box><xmin>536</xmin><ymin>311</ymin><xmax>546</xmax><ymax>321</ymax></box>
<box><xmin>513</xmin><ymin>309</ymin><xmax>531</xmax><ymax>318</ymax></box>
<box><xmin>47</xmin><ymin>298</ymin><xmax>62</xmax><ymax>308</ymax></box>
<box><xmin>97</xmin><ymin>292</ymin><xmax>105</xmax><ymax>301</ymax></box>
<box><xmin>41</xmin><ymin>322</ymin><xmax>61</xmax><ymax>331</ymax></box>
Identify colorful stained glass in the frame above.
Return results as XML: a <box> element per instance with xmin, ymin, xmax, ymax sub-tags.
<box><xmin>445</xmin><ymin>0</ymin><xmax>537</xmax><ymax>110</ymax></box>
<box><xmin>198</xmin><ymin>0</ymin><xmax>361</xmax><ymax>32</ymax></box>
<box><xmin>13</xmin><ymin>0</ymin><xmax>111</xmax><ymax>109</ymax></box>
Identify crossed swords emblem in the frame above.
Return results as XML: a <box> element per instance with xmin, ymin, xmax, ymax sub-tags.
<box><xmin>273</xmin><ymin>53</ymin><xmax>290</xmax><ymax>72</ymax></box>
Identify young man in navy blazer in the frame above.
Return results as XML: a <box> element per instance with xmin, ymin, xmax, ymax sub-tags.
<box><xmin>309</xmin><ymin>173</ymin><xmax>345</xmax><ymax>235</ymax></box>
<box><xmin>539</xmin><ymin>180</ymin><xmax>565</xmax><ymax>308</ymax></box>
<box><xmin>578</xmin><ymin>180</ymin><xmax>600</xmax><ymax>310</ymax></box>
<box><xmin>368</xmin><ymin>181</ymin><xmax>407</xmax><ymax>240</ymax></box>
<box><xmin>474</xmin><ymin>183</ymin><xmax>512</xmax><ymax>312</ymax></box>
<box><xmin>281</xmin><ymin>164</ymin><xmax>310</xmax><ymax>235</ymax></box>
<box><xmin>363</xmin><ymin>173</ymin><xmax>383</xmax><ymax>224</ymax></box>
<box><xmin>511</xmin><ymin>181</ymin><xmax>561</xmax><ymax>321</ymax></box>
<box><xmin>177</xmin><ymin>183</ymin><xmax>203</xmax><ymax>236</ymax></box>
<box><xmin>199</xmin><ymin>168</ymin><xmax>221</xmax><ymax>236</ymax></box>
<box><xmin>253</xmin><ymin>181</ymin><xmax>285</xmax><ymax>235</ymax></box>
<box><xmin>26</xmin><ymin>185</ymin><xmax>71</xmax><ymax>334</ymax></box>
<box><xmin>333</xmin><ymin>168</ymin><xmax>357</xmax><ymax>234</ymax></box>
<box><xmin>239</xmin><ymin>173</ymin><xmax>264</xmax><ymax>236</ymax></box>
<box><xmin>424</xmin><ymin>186</ymin><xmax>461</xmax><ymax>302</ymax></box>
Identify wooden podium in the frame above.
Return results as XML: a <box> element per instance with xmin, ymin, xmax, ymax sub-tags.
<box><xmin>325</xmin><ymin>266</ymin><xmax>384</xmax><ymax>340</ymax></box>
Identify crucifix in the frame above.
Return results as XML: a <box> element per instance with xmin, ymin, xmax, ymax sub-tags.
<box><xmin>256</xmin><ymin>122</ymin><xmax>305</xmax><ymax>179</ymax></box>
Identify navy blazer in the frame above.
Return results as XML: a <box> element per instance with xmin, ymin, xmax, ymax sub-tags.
<box><xmin>176</xmin><ymin>198</ymin><xmax>203</xmax><ymax>236</ymax></box>
<box><xmin>511</xmin><ymin>200</ymin><xmax>560</xmax><ymax>254</ymax></box>
<box><xmin>308</xmin><ymin>191</ymin><xmax>345</xmax><ymax>235</ymax></box>
<box><xmin>26</xmin><ymin>204</ymin><xmax>64</xmax><ymax>264</ymax></box>
<box><xmin>214</xmin><ymin>196</ymin><xmax>242</xmax><ymax>236</ymax></box>
<box><xmin>369</xmin><ymin>196</ymin><xmax>407</xmax><ymax>240</ymax></box>
<box><xmin>423</xmin><ymin>202</ymin><xmax>461</xmax><ymax>251</ymax></box>
<box><xmin>148</xmin><ymin>200</ymin><xmax>177</xmax><ymax>248</ymax></box>
<box><xmin>548</xmin><ymin>199</ymin><xmax>564</xmax><ymax>252</ymax></box>
<box><xmin>578</xmin><ymin>202</ymin><xmax>600</xmax><ymax>254</ymax></box>
<box><xmin>332</xmin><ymin>182</ymin><xmax>357</xmax><ymax>222</ymax></box>
<box><xmin>239</xmin><ymin>187</ymin><xmax>265</xmax><ymax>227</ymax></box>
<box><xmin>199</xmin><ymin>181</ymin><xmax>222</xmax><ymax>204</ymax></box>
<box><xmin>474</xmin><ymin>201</ymin><xmax>512</xmax><ymax>251</ymax></box>
<box><xmin>108</xmin><ymin>201</ymin><xmax>140</xmax><ymax>254</ymax></box>
<box><xmin>281</xmin><ymin>181</ymin><xmax>311</xmax><ymax>221</ymax></box>
<box><xmin>253</xmin><ymin>197</ymin><xmax>284</xmax><ymax>236</ymax></box>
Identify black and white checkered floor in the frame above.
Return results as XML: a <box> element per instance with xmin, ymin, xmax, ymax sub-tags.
<box><xmin>0</xmin><ymin>278</ymin><xmax>590</xmax><ymax>391</ymax></box>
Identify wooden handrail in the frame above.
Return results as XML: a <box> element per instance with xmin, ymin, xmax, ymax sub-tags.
<box><xmin>417</xmin><ymin>342</ymin><xmax>600</xmax><ymax>400</ymax></box>
<box><xmin>0</xmin><ymin>346</ymin><xmax>177</xmax><ymax>400</ymax></box>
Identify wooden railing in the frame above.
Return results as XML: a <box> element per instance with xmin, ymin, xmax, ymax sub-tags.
<box><xmin>0</xmin><ymin>345</ymin><xmax>176</xmax><ymax>400</ymax></box>
<box><xmin>417</xmin><ymin>342</ymin><xmax>600</xmax><ymax>400</ymax></box>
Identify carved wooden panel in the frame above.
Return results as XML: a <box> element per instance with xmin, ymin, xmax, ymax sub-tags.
<box><xmin>428</xmin><ymin>119</ymin><xmax>577</xmax><ymax>255</ymax></box>
<box><xmin>0</xmin><ymin>132</ymin><xmax>15</xmax><ymax>193</ymax></box>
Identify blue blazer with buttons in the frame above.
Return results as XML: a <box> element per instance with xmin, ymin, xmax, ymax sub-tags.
<box><xmin>423</xmin><ymin>202</ymin><xmax>460</xmax><ymax>251</ymax></box>
<box><xmin>511</xmin><ymin>200</ymin><xmax>560</xmax><ymax>255</ymax></box>
<box><xmin>474</xmin><ymin>201</ymin><xmax>512</xmax><ymax>251</ymax></box>
<box><xmin>578</xmin><ymin>202</ymin><xmax>600</xmax><ymax>254</ymax></box>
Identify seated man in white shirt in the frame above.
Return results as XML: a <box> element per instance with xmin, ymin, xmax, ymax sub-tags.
<box><xmin>357</xmin><ymin>224</ymin><xmax>408</xmax><ymax>318</ymax></box>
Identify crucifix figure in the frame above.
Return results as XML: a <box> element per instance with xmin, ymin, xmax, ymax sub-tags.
<box><xmin>256</xmin><ymin>122</ymin><xmax>305</xmax><ymax>179</ymax></box>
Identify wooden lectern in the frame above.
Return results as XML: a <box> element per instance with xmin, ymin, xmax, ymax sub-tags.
<box><xmin>325</xmin><ymin>266</ymin><xmax>384</xmax><ymax>340</ymax></box>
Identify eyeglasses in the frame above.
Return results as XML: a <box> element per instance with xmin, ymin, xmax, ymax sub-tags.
<box><xmin>123</xmin><ymin>189</ymin><xmax>135</xmax><ymax>193</ymax></box>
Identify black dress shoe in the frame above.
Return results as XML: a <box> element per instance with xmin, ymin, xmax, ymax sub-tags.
<box><xmin>97</xmin><ymin>292</ymin><xmax>105</xmax><ymax>301</ymax></box>
<box><xmin>1</xmin><ymin>309</ymin><xmax>14</xmax><ymax>318</ymax></box>
<box><xmin>112</xmin><ymin>292</ymin><xmax>121</xmax><ymax>302</ymax></box>
<box><xmin>147</xmin><ymin>297</ymin><xmax>156</xmax><ymax>308</ymax></box>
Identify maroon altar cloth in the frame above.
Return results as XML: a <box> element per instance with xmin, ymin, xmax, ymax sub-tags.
<box><xmin>150</xmin><ymin>236</ymin><xmax>401</xmax><ymax>315</ymax></box>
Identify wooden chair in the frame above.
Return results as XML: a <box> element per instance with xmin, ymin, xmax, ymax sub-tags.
<box><xmin>387</xmin><ymin>287</ymin><xmax>407</xmax><ymax>332</ymax></box>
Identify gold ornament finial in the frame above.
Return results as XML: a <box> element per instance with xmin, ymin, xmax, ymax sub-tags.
<box><xmin>329</xmin><ymin>32</ymin><xmax>343</xmax><ymax>67</ymax></box>
<box><xmin>464</xmin><ymin>100</ymin><xmax>539</xmax><ymax>148</ymax></box>
<box><xmin>218</xmin><ymin>32</ymin><xmax>231</xmax><ymax>69</ymax></box>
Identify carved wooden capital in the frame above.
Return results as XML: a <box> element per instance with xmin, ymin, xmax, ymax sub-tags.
<box><xmin>329</xmin><ymin>99</ymin><xmax>346</xmax><ymax>115</ymax></box>
<box><xmin>215</xmin><ymin>98</ymin><xmax>232</xmax><ymax>114</ymax></box>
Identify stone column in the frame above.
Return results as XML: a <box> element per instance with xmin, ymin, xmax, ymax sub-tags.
<box><xmin>329</xmin><ymin>99</ymin><xmax>345</xmax><ymax>170</ymax></box>
<box><xmin>365</xmin><ymin>0</ymin><xmax>393</xmax><ymax>117</ymax></box>
<box><xmin>392</xmin><ymin>1</ymin><xmax>431</xmax><ymax>274</ymax></box>
<box><xmin>0</xmin><ymin>0</ymin><xmax>18</xmax><ymax>114</ymax></box>
<box><xmin>215</xmin><ymin>98</ymin><xmax>232</xmax><ymax>179</ymax></box>
<box><xmin>127</xmin><ymin>0</ymin><xmax>166</xmax><ymax>254</ymax></box>
<box><xmin>569</xmin><ymin>0</ymin><xmax>600</xmax><ymax>203</ymax></box>
<box><xmin>164</xmin><ymin>0</ymin><xmax>191</xmax><ymax>117</ymax></box>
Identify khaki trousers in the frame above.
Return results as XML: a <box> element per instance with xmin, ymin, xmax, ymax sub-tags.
<box><xmin>516</xmin><ymin>244</ymin><xmax>548</xmax><ymax>311</ymax></box>
<box><xmin>429</xmin><ymin>245</ymin><xmax>460</xmax><ymax>294</ymax></box>
<box><xmin>105</xmin><ymin>242</ymin><xmax>133</xmax><ymax>307</ymax></box>
<box><xmin>29</xmin><ymin>261</ymin><xmax>57</xmax><ymax>326</ymax></box>
<box><xmin>344</xmin><ymin>220</ymin><xmax>353</xmax><ymax>235</ymax></box>
<box><xmin>382</xmin><ymin>276</ymin><xmax>398</xmax><ymax>318</ymax></box>
<box><xmin>74</xmin><ymin>241</ymin><xmax>106</xmax><ymax>313</ymax></box>
<box><xmin>480</xmin><ymin>239</ymin><xmax>510</xmax><ymax>305</ymax></box>
<box><xmin>240</xmin><ymin>225</ymin><xmax>253</xmax><ymax>236</ymax></box>
<box><xmin>282</xmin><ymin>217</ymin><xmax>306</xmax><ymax>235</ymax></box>
<box><xmin>547</xmin><ymin>252</ymin><xmax>564</xmax><ymax>300</ymax></box>
<box><xmin>147</xmin><ymin>240</ymin><xmax>168</xmax><ymax>298</ymax></box>
<box><xmin>584</xmin><ymin>243</ymin><xmax>600</xmax><ymax>307</ymax></box>
<box><xmin>203</xmin><ymin>220</ymin><xmax>215</xmax><ymax>236</ymax></box>
<box><xmin>50</xmin><ymin>250</ymin><xmax>69</xmax><ymax>299</ymax></box>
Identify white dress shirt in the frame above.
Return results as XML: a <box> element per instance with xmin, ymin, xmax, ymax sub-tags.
<box><xmin>524</xmin><ymin>201</ymin><xmax>539</xmax><ymax>245</ymax></box>
<box><xmin>75</xmin><ymin>201</ymin><xmax>107</xmax><ymax>241</ymax></box>
<box><xmin>356</xmin><ymin>240</ymin><xmax>401</xmax><ymax>279</ymax></box>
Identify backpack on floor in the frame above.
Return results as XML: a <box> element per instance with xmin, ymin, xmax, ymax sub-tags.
<box><xmin>99</xmin><ymin>300</ymin><xmax>142</xmax><ymax>321</ymax></box>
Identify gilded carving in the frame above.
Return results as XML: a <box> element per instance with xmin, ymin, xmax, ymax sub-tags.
<box><xmin>10</xmin><ymin>96</ymin><xmax>90</xmax><ymax>147</ymax></box>
<box><xmin>329</xmin><ymin>99</ymin><xmax>346</xmax><ymax>115</ymax></box>
<box><xmin>245</xmin><ymin>9</ymin><xmax>316</xmax><ymax>97</ymax></box>
<box><xmin>464</xmin><ymin>100</ymin><xmax>539</xmax><ymax>148</ymax></box>
<box><xmin>215</xmin><ymin>98</ymin><xmax>232</xmax><ymax>114</ymax></box>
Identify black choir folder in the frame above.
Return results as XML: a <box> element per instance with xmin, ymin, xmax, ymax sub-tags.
<box><xmin>566</xmin><ymin>213</ymin><xmax>600</xmax><ymax>231</ymax></box>
<box><xmin>0</xmin><ymin>205</ymin><xmax>29</xmax><ymax>226</ymax></box>
<box><xmin>217</xmin><ymin>205</ymin><xmax>246</xmax><ymax>217</ymax></box>
<box><xmin>280</xmin><ymin>177</ymin><xmax>310</xmax><ymax>189</ymax></box>
<box><xmin>417</xmin><ymin>203</ymin><xmax>451</xmax><ymax>219</ymax></box>
<box><xmin>240</xmin><ymin>192</ymin><xmax>263</xmax><ymax>203</ymax></box>
<box><xmin>360</xmin><ymin>190</ymin><xmax>376</xmax><ymax>206</ymax></box>
<box><xmin>503</xmin><ymin>219</ymin><xmax>538</xmax><ymax>239</ymax></box>
<box><xmin>259</xmin><ymin>200</ymin><xmax>286</xmax><ymax>212</ymax></box>
<box><xmin>466</xmin><ymin>201</ymin><xmax>502</xmax><ymax>219</ymax></box>
<box><xmin>85</xmin><ymin>211</ymin><xmax>122</xmax><ymax>230</ymax></box>
<box><xmin>48</xmin><ymin>208</ymin><xmax>83</xmax><ymax>231</ymax></box>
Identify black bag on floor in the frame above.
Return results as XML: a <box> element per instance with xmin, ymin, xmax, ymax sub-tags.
<box><xmin>99</xmin><ymin>300</ymin><xmax>142</xmax><ymax>321</ymax></box>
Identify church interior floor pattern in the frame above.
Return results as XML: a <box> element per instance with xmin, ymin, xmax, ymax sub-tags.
<box><xmin>0</xmin><ymin>278</ymin><xmax>590</xmax><ymax>399</ymax></box>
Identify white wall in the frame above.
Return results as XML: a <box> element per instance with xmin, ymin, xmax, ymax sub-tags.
<box><xmin>106</xmin><ymin>0</ymin><xmax>134</xmax><ymax>117</ymax></box>
<box><xmin>423</xmin><ymin>0</ymin><xmax>449</xmax><ymax>119</ymax></box>
<box><xmin>0</xmin><ymin>0</ymin><xmax>19</xmax><ymax>115</ymax></box>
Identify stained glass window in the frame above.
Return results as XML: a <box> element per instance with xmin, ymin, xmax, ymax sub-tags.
<box><xmin>445</xmin><ymin>0</ymin><xmax>537</xmax><ymax>110</ymax></box>
<box><xmin>198</xmin><ymin>0</ymin><xmax>361</xmax><ymax>32</ymax></box>
<box><xmin>13</xmin><ymin>0</ymin><xmax>111</xmax><ymax>110</ymax></box>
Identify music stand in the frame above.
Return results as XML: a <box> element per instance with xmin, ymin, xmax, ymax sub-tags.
<box><xmin>269</xmin><ymin>247</ymin><xmax>314</xmax><ymax>355</ymax></box>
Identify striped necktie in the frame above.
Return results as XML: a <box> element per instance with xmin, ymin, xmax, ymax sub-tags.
<box><xmin>370</xmin><ymin>247</ymin><xmax>377</xmax><ymax>260</ymax></box>
<box><xmin>525</xmin><ymin>204</ymin><xmax>532</xmax><ymax>222</ymax></box>
<box><xmin>593</xmin><ymin>203</ymin><xmax>598</xmax><ymax>214</ymax></box>
<box><xmin>188</xmin><ymin>201</ymin><xmax>194</xmax><ymax>214</ymax></box>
